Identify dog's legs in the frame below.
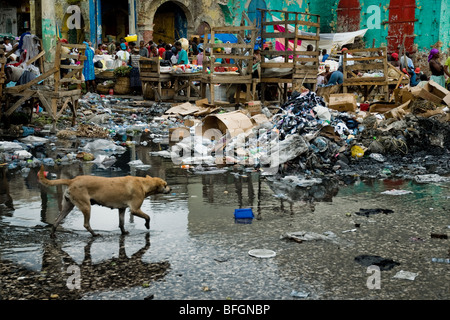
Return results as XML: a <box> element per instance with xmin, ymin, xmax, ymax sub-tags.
<box><xmin>118</xmin><ymin>208</ymin><xmax>129</xmax><ymax>235</ymax></box>
<box><xmin>130</xmin><ymin>208</ymin><xmax>150</xmax><ymax>230</ymax></box>
<box><xmin>51</xmin><ymin>192</ymin><xmax>74</xmax><ymax>238</ymax></box>
<box><xmin>129</xmin><ymin>199</ymin><xmax>150</xmax><ymax>230</ymax></box>
<box><xmin>74</xmin><ymin>200</ymin><xmax>98</xmax><ymax>237</ymax></box>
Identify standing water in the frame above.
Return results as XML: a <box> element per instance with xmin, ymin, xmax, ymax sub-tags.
<box><xmin>0</xmin><ymin>141</ymin><xmax>449</xmax><ymax>301</ymax></box>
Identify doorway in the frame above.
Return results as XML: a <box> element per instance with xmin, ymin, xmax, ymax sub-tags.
<box><xmin>153</xmin><ymin>1</ymin><xmax>187</xmax><ymax>44</ymax></box>
<box><xmin>101</xmin><ymin>0</ymin><xmax>129</xmax><ymax>42</ymax></box>
<box><xmin>336</xmin><ymin>0</ymin><xmax>361</xmax><ymax>33</ymax></box>
<box><xmin>387</xmin><ymin>0</ymin><xmax>416</xmax><ymax>53</ymax></box>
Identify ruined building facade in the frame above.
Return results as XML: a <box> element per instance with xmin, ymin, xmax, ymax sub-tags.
<box><xmin>1</xmin><ymin>0</ymin><xmax>449</xmax><ymax>62</ymax></box>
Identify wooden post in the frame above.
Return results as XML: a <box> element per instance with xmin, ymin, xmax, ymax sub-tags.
<box><xmin>54</xmin><ymin>42</ymin><xmax>62</xmax><ymax>94</ymax></box>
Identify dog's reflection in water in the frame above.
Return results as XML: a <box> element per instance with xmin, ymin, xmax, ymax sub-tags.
<box><xmin>41</xmin><ymin>233</ymin><xmax>169</xmax><ymax>298</ymax></box>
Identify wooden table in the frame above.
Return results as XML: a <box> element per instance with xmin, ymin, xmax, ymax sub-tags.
<box><xmin>171</xmin><ymin>72</ymin><xmax>202</xmax><ymax>102</ymax></box>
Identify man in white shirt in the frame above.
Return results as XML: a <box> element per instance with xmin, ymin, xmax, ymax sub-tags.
<box><xmin>338</xmin><ymin>47</ymin><xmax>354</xmax><ymax>71</ymax></box>
<box><xmin>116</xmin><ymin>43</ymin><xmax>130</xmax><ymax>65</ymax></box>
<box><xmin>3</xmin><ymin>38</ymin><xmax>13</xmax><ymax>52</ymax></box>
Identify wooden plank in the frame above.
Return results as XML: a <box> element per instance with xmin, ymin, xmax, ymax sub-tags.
<box><xmin>56</xmin><ymin>97</ymin><xmax>71</xmax><ymax>119</ymax></box>
<box><xmin>211</xmin><ymin>54</ymin><xmax>253</xmax><ymax>60</ymax></box>
<box><xmin>6</xmin><ymin>67</ymin><xmax>58</xmax><ymax>93</ymax></box>
<box><xmin>36</xmin><ymin>90</ymin><xmax>54</xmax><ymax>117</ymax></box>
<box><xmin>61</xmin><ymin>43</ymin><xmax>88</xmax><ymax>49</ymax></box>
<box><xmin>262</xmin><ymin>20</ymin><xmax>320</xmax><ymax>28</ymax></box>
<box><xmin>258</xmin><ymin>8</ymin><xmax>320</xmax><ymax>18</ymax></box>
<box><xmin>54</xmin><ymin>42</ymin><xmax>62</xmax><ymax>93</ymax></box>
<box><xmin>344</xmin><ymin>56</ymin><xmax>382</xmax><ymax>62</ymax></box>
<box><xmin>346</xmin><ymin>47</ymin><xmax>387</xmax><ymax>54</ymax></box>
<box><xmin>261</xmin><ymin>62</ymin><xmax>294</xmax><ymax>68</ymax></box>
<box><xmin>26</xmin><ymin>50</ymin><xmax>46</xmax><ymax>66</ymax></box>
<box><xmin>5</xmin><ymin>44</ymin><xmax>19</xmax><ymax>58</ymax></box>
<box><xmin>60</xmin><ymin>53</ymin><xmax>87</xmax><ymax>60</ymax></box>
<box><xmin>206</xmin><ymin>43</ymin><xmax>253</xmax><ymax>49</ymax></box>
<box><xmin>296</xmin><ymin>57</ymin><xmax>319</xmax><ymax>63</ymax></box>
<box><xmin>212</xmin><ymin>26</ymin><xmax>257</xmax><ymax>32</ymax></box>
<box><xmin>5</xmin><ymin>90</ymin><xmax>35</xmax><ymax>116</ymax></box>
<box><xmin>60</xmin><ymin>64</ymin><xmax>83</xmax><ymax>70</ymax></box>
<box><xmin>262</xmin><ymin>32</ymin><xmax>297</xmax><ymax>39</ymax></box>
<box><xmin>343</xmin><ymin>79</ymin><xmax>387</xmax><ymax>86</ymax></box>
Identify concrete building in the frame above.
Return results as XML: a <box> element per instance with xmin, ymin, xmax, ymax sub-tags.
<box><xmin>2</xmin><ymin>0</ymin><xmax>449</xmax><ymax>63</ymax></box>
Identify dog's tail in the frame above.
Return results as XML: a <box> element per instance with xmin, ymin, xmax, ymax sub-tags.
<box><xmin>38</xmin><ymin>165</ymin><xmax>72</xmax><ymax>187</ymax></box>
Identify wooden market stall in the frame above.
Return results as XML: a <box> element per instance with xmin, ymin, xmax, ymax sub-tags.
<box><xmin>2</xmin><ymin>41</ymin><xmax>86</xmax><ymax>130</ymax></box>
<box><xmin>139</xmin><ymin>57</ymin><xmax>172</xmax><ymax>101</ymax></box>
<box><xmin>342</xmin><ymin>47</ymin><xmax>409</xmax><ymax>101</ymax></box>
<box><xmin>258</xmin><ymin>9</ymin><xmax>321</xmax><ymax>103</ymax></box>
<box><xmin>201</xmin><ymin>13</ymin><xmax>258</xmax><ymax>106</ymax></box>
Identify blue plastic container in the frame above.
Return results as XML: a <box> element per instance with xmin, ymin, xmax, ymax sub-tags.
<box><xmin>234</xmin><ymin>208</ymin><xmax>254</xmax><ymax>224</ymax></box>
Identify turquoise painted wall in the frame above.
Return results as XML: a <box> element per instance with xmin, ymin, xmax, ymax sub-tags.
<box><xmin>226</xmin><ymin>0</ymin><xmax>450</xmax><ymax>53</ymax></box>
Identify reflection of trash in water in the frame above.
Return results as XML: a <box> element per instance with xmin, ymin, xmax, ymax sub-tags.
<box><xmin>354</xmin><ymin>255</ymin><xmax>400</xmax><ymax>271</ymax></box>
<box><xmin>354</xmin><ymin>208</ymin><xmax>394</xmax><ymax>217</ymax></box>
<box><xmin>381</xmin><ymin>189</ymin><xmax>413</xmax><ymax>196</ymax></box>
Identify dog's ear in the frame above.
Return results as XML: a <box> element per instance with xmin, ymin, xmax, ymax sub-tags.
<box><xmin>145</xmin><ymin>175</ymin><xmax>152</xmax><ymax>179</ymax></box>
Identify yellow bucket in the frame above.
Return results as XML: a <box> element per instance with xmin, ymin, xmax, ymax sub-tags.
<box><xmin>125</xmin><ymin>34</ymin><xmax>137</xmax><ymax>42</ymax></box>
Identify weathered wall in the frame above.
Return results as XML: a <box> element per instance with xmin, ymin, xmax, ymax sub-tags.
<box><xmin>309</xmin><ymin>0</ymin><xmax>449</xmax><ymax>52</ymax></box>
<box><xmin>137</xmin><ymin>0</ymin><xmax>226</xmax><ymax>43</ymax></box>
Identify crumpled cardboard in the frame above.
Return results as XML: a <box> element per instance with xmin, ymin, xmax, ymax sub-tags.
<box><xmin>410</xmin><ymin>80</ymin><xmax>450</xmax><ymax>105</ymax></box>
<box><xmin>202</xmin><ymin>110</ymin><xmax>254</xmax><ymax>137</ymax></box>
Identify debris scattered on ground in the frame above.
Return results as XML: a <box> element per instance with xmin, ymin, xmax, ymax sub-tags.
<box><xmin>248</xmin><ymin>249</ymin><xmax>277</xmax><ymax>259</ymax></box>
<box><xmin>393</xmin><ymin>270</ymin><xmax>419</xmax><ymax>281</ymax></box>
<box><xmin>281</xmin><ymin>231</ymin><xmax>340</xmax><ymax>244</ymax></box>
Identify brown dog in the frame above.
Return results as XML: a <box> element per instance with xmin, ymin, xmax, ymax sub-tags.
<box><xmin>38</xmin><ymin>165</ymin><xmax>171</xmax><ymax>237</ymax></box>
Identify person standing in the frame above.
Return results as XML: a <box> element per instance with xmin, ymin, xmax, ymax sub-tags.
<box><xmin>444</xmin><ymin>54</ymin><xmax>450</xmax><ymax>90</ymax></box>
<box><xmin>139</xmin><ymin>40</ymin><xmax>149</xmax><ymax>58</ymax></box>
<box><xmin>116</xmin><ymin>43</ymin><xmax>130</xmax><ymax>65</ymax></box>
<box><xmin>163</xmin><ymin>44</ymin><xmax>173</xmax><ymax>63</ymax></box>
<box><xmin>321</xmin><ymin>49</ymin><xmax>329</xmax><ymax>62</ymax></box>
<box><xmin>428</xmin><ymin>48</ymin><xmax>446</xmax><ymax>88</ymax></box>
<box><xmin>129</xmin><ymin>48</ymin><xmax>142</xmax><ymax>95</ymax></box>
<box><xmin>175</xmin><ymin>41</ymin><xmax>188</xmax><ymax>65</ymax></box>
<box><xmin>82</xmin><ymin>41</ymin><xmax>96</xmax><ymax>93</ymax></box>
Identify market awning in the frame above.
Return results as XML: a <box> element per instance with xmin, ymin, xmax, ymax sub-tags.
<box><xmin>202</xmin><ymin>33</ymin><xmax>238</xmax><ymax>44</ymax></box>
<box><xmin>270</xmin><ymin>14</ymin><xmax>368</xmax><ymax>53</ymax></box>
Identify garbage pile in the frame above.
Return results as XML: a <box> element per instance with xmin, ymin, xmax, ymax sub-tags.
<box><xmin>0</xmin><ymin>93</ymin><xmax>179</xmax><ymax>172</ymax></box>
<box><xmin>163</xmin><ymin>83</ymin><xmax>450</xmax><ymax>181</ymax></box>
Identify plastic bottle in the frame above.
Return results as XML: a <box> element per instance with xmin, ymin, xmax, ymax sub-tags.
<box><xmin>431</xmin><ymin>258</ymin><xmax>450</xmax><ymax>264</ymax></box>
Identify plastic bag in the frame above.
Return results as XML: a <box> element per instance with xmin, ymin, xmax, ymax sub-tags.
<box><xmin>351</xmin><ymin>145</ymin><xmax>364</xmax><ymax>158</ymax></box>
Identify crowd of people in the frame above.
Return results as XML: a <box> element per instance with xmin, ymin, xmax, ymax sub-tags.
<box><xmin>387</xmin><ymin>48</ymin><xmax>450</xmax><ymax>89</ymax></box>
<box><xmin>315</xmin><ymin>45</ymin><xmax>450</xmax><ymax>91</ymax></box>
<box><xmin>80</xmin><ymin>36</ymin><xmax>202</xmax><ymax>94</ymax></box>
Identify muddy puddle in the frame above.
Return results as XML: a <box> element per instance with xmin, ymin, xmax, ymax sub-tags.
<box><xmin>0</xmin><ymin>141</ymin><xmax>449</xmax><ymax>300</ymax></box>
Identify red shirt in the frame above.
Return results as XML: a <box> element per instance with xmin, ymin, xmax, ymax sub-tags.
<box><xmin>158</xmin><ymin>47</ymin><xmax>166</xmax><ymax>58</ymax></box>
